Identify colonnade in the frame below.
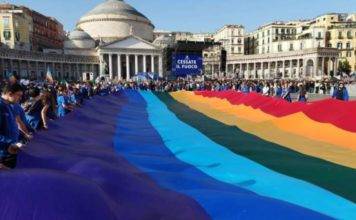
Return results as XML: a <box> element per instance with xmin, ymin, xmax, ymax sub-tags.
<box><xmin>100</xmin><ymin>53</ymin><xmax>163</xmax><ymax>80</ymax></box>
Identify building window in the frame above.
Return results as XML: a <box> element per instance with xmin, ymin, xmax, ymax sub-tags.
<box><xmin>278</xmin><ymin>44</ymin><xmax>282</xmax><ymax>52</ymax></box>
<box><xmin>231</xmin><ymin>47</ymin><xmax>234</xmax><ymax>53</ymax></box>
<box><xmin>3</xmin><ymin>17</ymin><xmax>10</xmax><ymax>28</ymax></box>
<box><xmin>238</xmin><ymin>38</ymin><xmax>241</xmax><ymax>44</ymax></box>
<box><xmin>338</xmin><ymin>31</ymin><xmax>343</xmax><ymax>39</ymax></box>
<box><xmin>347</xmin><ymin>31</ymin><xmax>352</xmax><ymax>39</ymax></box>
<box><xmin>3</xmin><ymin>31</ymin><xmax>11</xmax><ymax>40</ymax></box>
<box><xmin>289</xmin><ymin>43</ymin><xmax>294</xmax><ymax>51</ymax></box>
<box><xmin>281</xmin><ymin>29</ymin><xmax>285</xmax><ymax>34</ymax></box>
<box><xmin>337</xmin><ymin>42</ymin><xmax>343</xmax><ymax>49</ymax></box>
<box><xmin>346</xmin><ymin>42</ymin><xmax>351</xmax><ymax>49</ymax></box>
<box><xmin>238</xmin><ymin>47</ymin><xmax>241</xmax><ymax>53</ymax></box>
<box><xmin>300</xmin><ymin>43</ymin><xmax>303</xmax><ymax>50</ymax></box>
<box><xmin>346</xmin><ymin>51</ymin><xmax>351</xmax><ymax>57</ymax></box>
<box><xmin>327</xmin><ymin>43</ymin><xmax>332</xmax><ymax>48</ymax></box>
<box><xmin>318</xmin><ymin>32</ymin><xmax>322</xmax><ymax>38</ymax></box>
<box><xmin>276</xmin><ymin>29</ymin><xmax>279</xmax><ymax>34</ymax></box>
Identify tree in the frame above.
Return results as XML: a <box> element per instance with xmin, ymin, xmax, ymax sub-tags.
<box><xmin>338</xmin><ymin>60</ymin><xmax>351</xmax><ymax>75</ymax></box>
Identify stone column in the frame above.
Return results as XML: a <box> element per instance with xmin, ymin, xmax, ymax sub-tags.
<box><xmin>100</xmin><ymin>53</ymin><xmax>105</xmax><ymax>76</ymax></box>
<box><xmin>246</xmin><ymin>63</ymin><xmax>249</xmax><ymax>78</ymax></box>
<box><xmin>60</xmin><ymin>63</ymin><xmax>64</xmax><ymax>80</ymax></box>
<box><xmin>68</xmin><ymin>64</ymin><xmax>72</xmax><ymax>80</ymax></box>
<box><xmin>9</xmin><ymin>59</ymin><xmax>13</xmax><ymax>76</ymax></box>
<box><xmin>297</xmin><ymin>59</ymin><xmax>301</xmax><ymax>78</ymax></box>
<box><xmin>35</xmin><ymin>62</ymin><xmax>39</xmax><ymax>79</ymax></box>
<box><xmin>289</xmin><ymin>60</ymin><xmax>293</xmax><ymax>79</ymax></box>
<box><xmin>314</xmin><ymin>58</ymin><xmax>318</xmax><ymax>78</ymax></box>
<box><xmin>117</xmin><ymin>54</ymin><xmax>122</xmax><ymax>80</ymax></box>
<box><xmin>126</xmin><ymin>54</ymin><xmax>130</xmax><ymax>80</ymax></box>
<box><xmin>303</xmin><ymin>59</ymin><xmax>307</xmax><ymax>77</ymax></box>
<box><xmin>0</xmin><ymin>59</ymin><xmax>4</xmax><ymax>78</ymax></box>
<box><xmin>76</xmin><ymin>63</ymin><xmax>80</xmax><ymax>80</ymax></box>
<box><xmin>239</xmin><ymin>64</ymin><xmax>242</xmax><ymax>78</ymax></box>
<box><xmin>109</xmin><ymin>54</ymin><xmax>113</xmax><ymax>79</ymax></box>
<box><xmin>151</xmin><ymin>55</ymin><xmax>155</xmax><ymax>73</ymax></box>
<box><xmin>143</xmin><ymin>55</ymin><xmax>147</xmax><ymax>72</ymax></box>
<box><xmin>267</xmin><ymin>62</ymin><xmax>271</xmax><ymax>79</ymax></box>
<box><xmin>158</xmin><ymin>55</ymin><xmax>163</xmax><ymax>77</ymax></box>
<box><xmin>0</xmin><ymin>59</ymin><xmax>4</xmax><ymax>77</ymax></box>
<box><xmin>320</xmin><ymin>57</ymin><xmax>324</xmax><ymax>77</ymax></box>
<box><xmin>135</xmin><ymin>54</ymin><xmax>139</xmax><ymax>75</ymax></box>
<box><xmin>253</xmin><ymin>63</ymin><xmax>257</xmax><ymax>79</ymax></box>
<box><xmin>282</xmin><ymin>60</ymin><xmax>286</xmax><ymax>78</ymax></box>
<box><xmin>333</xmin><ymin>58</ymin><xmax>338</xmax><ymax>76</ymax></box>
<box><xmin>27</xmin><ymin>61</ymin><xmax>30</xmax><ymax>79</ymax></box>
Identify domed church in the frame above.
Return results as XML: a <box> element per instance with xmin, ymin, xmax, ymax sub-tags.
<box><xmin>64</xmin><ymin>0</ymin><xmax>163</xmax><ymax>80</ymax></box>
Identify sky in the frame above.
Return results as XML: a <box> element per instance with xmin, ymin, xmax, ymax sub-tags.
<box><xmin>4</xmin><ymin>0</ymin><xmax>356</xmax><ymax>33</ymax></box>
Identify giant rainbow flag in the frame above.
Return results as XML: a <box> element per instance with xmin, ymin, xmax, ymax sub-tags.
<box><xmin>0</xmin><ymin>90</ymin><xmax>355</xmax><ymax>220</ymax></box>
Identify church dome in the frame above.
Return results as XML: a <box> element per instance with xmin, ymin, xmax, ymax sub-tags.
<box><xmin>64</xmin><ymin>29</ymin><xmax>95</xmax><ymax>49</ymax></box>
<box><xmin>68</xmin><ymin>29</ymin><xmax>93</xmax><ymax>41</ymax></box>
<box><xmin>76</xmin><ymin>0</ymin><xmax>154</xmax><ymax>42</ymax></box>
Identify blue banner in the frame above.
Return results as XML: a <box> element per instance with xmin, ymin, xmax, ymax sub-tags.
<box><xmin>172</xmin><ymin>54</ymin><xmax>202</xmax><ymax>76</ymax></box>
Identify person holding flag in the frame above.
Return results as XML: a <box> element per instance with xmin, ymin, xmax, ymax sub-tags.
<box><xmin>46</xmin><ymin>66</ymin><xmax>54</xmax><ymax>84</ymax></box>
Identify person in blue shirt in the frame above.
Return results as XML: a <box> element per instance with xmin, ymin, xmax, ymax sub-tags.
<box><xmin>240</xmin><ymin>82</ymin><xmax>250</xmax><ymax>94</ymax></box>
<box><xmin>56</xmin><ymin>85</ymin><xmax>73</xmax><ymax>118</ymax></box>
<box><xmin>332</xmin><ymin>82</ymin><xmax>349</xmax><ymax>101</ymax></box>
<box><xmin>275</xmin><ymin>83</ymin><xmax>283</xmax><ymax>97</ymax></box>
<box><xmin>25</xmin><ymin>87</ymin><xmax>51</xmax><ymax>130</ymax></box>
<box><xmin>281</xmin><ymin>83</ymin><xmax>292</xmax><ymax>102</ymax></box>
<box><xmin>12</xmin><ymin>102</ymin><xmax>33</xmax><ymax>141</ymax></box>
<box><xmin>0</xmin><ymin>83</ymin><xmax>25</xmax><ymax>169</ymax></box>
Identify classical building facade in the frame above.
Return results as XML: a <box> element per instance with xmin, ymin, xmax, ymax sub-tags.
<box><xmin>0</xmin><ymin>5</ymin><xmax>32</xmax><ymax>51</ymax></box>
<box><xmin>226</xmin><ymin>48</ymin><xmax>339</xmax><ymax>79</ymax></box>
<box><xmin>0</xmin><ymin>47</ymin><xmax>98</xmax><ymax>80</ymax></box>
<box><xmin>321</xmin><ymin>13</ymin><xmax>356</xmax><ymax>72</ymax></box>
<box><xmin>203</xmin><ymin>44</ymin><xmax>225</xmax><ymax>75</ymax></box>
<box><xmin>0</xmin><ymin>4</ymin><xmax>65</xmax><ymax>52</ymax></box>
<box><xmin>0</xmin><ymin>0</ymin><xmax>164</xmax><ymax>81</ymax></box>
<box><xmin>65</xmin><ymin>0</ymin><xmax>164</xmax><ymax>80</ymax></box>
<box><xmin>240</xmin><ymin>13</ymin><xmax>356</xmax><ymax>77</ymax></box>
<box><xmin>98</xmin><ymin>35</ymin><xmax>163</xmax><ymax>80</ymax></box>
<box><xmin>214</xmin><ymin>25</ymin><xmax>245</xmax><ymax>55</ymax></box>
<box><xmin>21</xmin><ymin>7</ymin><xmax>64</xmax><ymax>51</ymax></box>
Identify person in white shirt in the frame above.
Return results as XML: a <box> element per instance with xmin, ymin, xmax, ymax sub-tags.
<box><xmin>262</xmin><ymin>83</ymin><xmax>270</xmax><ymax>96</ymax></box>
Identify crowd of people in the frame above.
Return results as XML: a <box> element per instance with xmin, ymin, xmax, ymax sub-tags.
<box><xmin>0</xmin><ymin>74</ymin><xmax>116</xmax><ymax>169</ymax></box>
<box><xmin>0</xmin><ymin>74</ymin><xmax>352</xmax><ymax>169</ymax></box>
<box><xmin>116</xmin><ymin>78</ymin><xmax>351</xmax><ymax>102</ymax></box>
